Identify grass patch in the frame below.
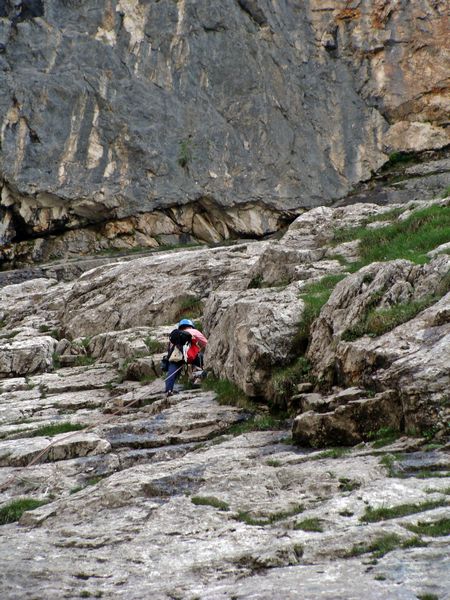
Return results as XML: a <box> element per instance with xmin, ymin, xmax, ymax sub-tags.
<box><xmin>360</xmin><ymin>499</ymin><xmax>448</xmax><ymax>523</ymax></box>
<box><xmin>339</xmin><ymin>477</ymin><xmax>361</xmax><ymax>492</ymax></box>
<box><xmin>441</xmin><ymin>185</ymin><xmax>450</xmax><ymax>199</ymax></box>
<box><xmin>342</xmin><ymin>293</ymin><xmax>448</xmax><ymax>341</ymax></box>
<box><xmin>176</xmin><ymin>296</ymin><xmax>204</xmax><ymax>320</ymax></box>
<box><xmin>339</xmin><ymin>509</ymin><xmax>354</xmax><ymax>517</ymax></box>
<box><xmin>74</xmin><ymin>355</ymin><xmax>96</xmax><ymax>367</ymax></box>
<box><xmin>52</xmin><ymin>352</ymin><xmax>61</xmax><ymax>369</ymax></box>
<box><xmin>417</xmin><ymin>594</ymin><xmax>439</xmax><ymax>600</ymax></box>
<box><xmin>348</xmin><ymin>533</ymin><xmax>426</xmax><ymax>559</ymax></box>
<box><xmin>0</xmin><ymin>498</ymin><xmax>49</xmax><ymax>525</ymax></box>
<box><xmin>368</xmin><ymin>427</ymin><xmax>401</xmax><ymax>448</ymax></box>
<box><xmin>296</xmin><ymin>274</ymin><xmax>347</xmax><ymax>349</ymax></box>
<box><xmin>266</xmin><ymin>459</ymin><xmax>282</xmax><ymax>467</ymax></box>
<box><xmin>202</xmin><ymin>376</ymin><xmax>252</xmax><ymax>409</ymax></box>
<box><xmin>313</xmin><ymin>447</ymin><xmax>350</xmax><ymax>460</ymax></box>
<box><xmin>178</xmin><ymin>138</ymin><xmax>193</xmax><ymax>168</ymax></box>
<box><xmin>227</xmin><ymin>414</ymin><xmax>285</xmax><ymax>436</ymax></box>
<box><xmin>235</xmin><ymin>504</ymin><xmax>304</xmax><ymax>526</ymax></box>
<box><xmin>269</xmin><ymin>356</ymin><xmax>314</xmax><ymax>407</ymax></box>
<box><xmin>294</xmin><ymin>517</ymin><xmax>324</xmax><ymax>532</ymax></box>
<box><xmin>191</xmin><ymin>496</ymin><xmax>230</xmax><ymax>511</ymax></box>
<box><xmin>333</xmin><ymin>204</ymin><xmax>450</xmax><ymax>267</ymax></box>
<box><xmin>405</xmin><ymin>517</ymin><xmax>450</xmax><ymax>537</ymax></box>
<box><xmin>144</xmin><ymin>336</ymin><xmax>166</xmax><ymax>354</ymax></box>
<box><xmin>29</xmin><ymin>422</ymin><xmax>85</xmax><ymax>438</ymax></box>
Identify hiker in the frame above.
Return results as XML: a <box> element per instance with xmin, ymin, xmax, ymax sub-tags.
<box><xmin>164</xmin><ymin>318</ymin><xmax>208</xmax><ymax>397</ymax></box>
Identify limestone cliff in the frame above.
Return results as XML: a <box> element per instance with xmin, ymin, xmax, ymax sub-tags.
<box><xmin>1</xmin><ymin>0</ymin><xmax>449</xmax><ymax>264</ymax></box>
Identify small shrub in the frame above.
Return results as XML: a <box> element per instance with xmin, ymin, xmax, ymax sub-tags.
<box><xmin>52</xmin><ymin>352</ymin><xmax>61</xmax><ymax>369</ymax></box>
<box><xmin>0</xmin><ymin>498</ymin><xmax>48</xmax><ymax>525</ymax></box>
<box><xmin>227</xmin><ymin>414</ymin><xmax>285</xmax><ymax>436</ymax></box>
<box><xmin>191</xmin><ymin>496</ymin><xmax>229</xmax><ymax>511</ymax></box>
<box><xmin>294</xmin><ymin>517</ymin><xmax>323</xmax><ymax>532</ymax></box>
<box><xmin>417</xmin><ymin>594</ymin><xmax>439</xmax><ymax>600</ymax></box>
<box><xmin>74</xmin><ymin>355</ymin><xmax>96</xmax><ymax>367</ymax></box>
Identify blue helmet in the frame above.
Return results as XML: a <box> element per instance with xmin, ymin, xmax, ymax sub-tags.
<box><xmin>178</xmin><ymin>318</ymin><xmax>194</xmax><ymax>328</ymax></box>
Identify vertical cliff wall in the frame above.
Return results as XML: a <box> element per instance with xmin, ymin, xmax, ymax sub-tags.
<box><xmin>0</xmin><ymin>0</ymin><xmax>448</xmax><ymax>261</ymax></box>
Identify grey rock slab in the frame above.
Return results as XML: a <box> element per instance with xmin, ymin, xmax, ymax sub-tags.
<box><xmin>27</xmin><ymin>364</ymin><xmax>117</xmax><ymax>394</ymax></box>
<box><xmin>0</xmin><ymin>334</ymin><xmax>57</xmax><ymax>377</ymax></box>
<box><xmin>203</xmin><ymin>284</ymin><xmax>303</xmax><ymax>396</ymax></box>
<box><xmin>0</xmin><ymin>432</ymin><xmax>111</xmax><ymax>467</ymax></box>
<box><xmin>60</xmin><ymin>243</ymin><xmax>268</xmax><ymax>338</ymax></box>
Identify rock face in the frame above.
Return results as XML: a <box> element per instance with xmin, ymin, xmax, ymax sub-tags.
<box><xmin>0</xmin><ymin>196</ymin><xmax>449</xmax><ymax>598</ymax></box>
<box><xmin>1</xmin><ymin>1</ymin><xmax>449</xmax><ymax>264</ymax></box>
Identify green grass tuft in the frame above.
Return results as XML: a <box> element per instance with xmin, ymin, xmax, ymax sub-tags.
<box><xmin>235</xmin><ymin>504</ymin><xmax>304</xmax><ymax>526</ymax></box>
<box><xmin>29</xmin><ymin>422</ymin><xmax>85</xmax><ymax>438</ymax></box>
<box><xmin>202</xmin><ymin>376</ymin><xmax>252</xmax><ymax>409</ymax></box>
<box><xmin>347</xmin><ymin>533</ymin><xmax>426</xmax><ymax>559</ymax></box>
<box><xmin>144</xmin><ymin>336</ymin><xmax>166</xmax><ymax>354</ymax></box>
<box><xmin>294</xmin><ymin>517</ymin><xmax>324</xmax><ymax>532</ymax></box>
<box><xmin>0</xmin><ymin>498</ymin><xmax>49</xmax><ymax>525</ymax></box>
<box><xmin>313</xmin><ymin>447</ymin><xmax>350</xmax><ymax>460</ymax></box>
<box><xmin>360</xmin><ymin>500</ymin><xmax>448</xmax><ymax>523</ymax></box>
<box><xmin>269</xmin><ymin>357</ymin><xmax>313</xmax><ymax>406</ymax></box>
<box><xmin>405</xmin><ymin>517</ymin><xmax>450</xmax><ymax>537</ymax></box>
<box><xmin>191</xmin><ymin>496</ymin><xmax>230</xmax><ymax>511</ymax></box>
<box><xmin>368</xmin><ymin>427</ymin><xmax>401</xmax><ymax>448</ymax></box>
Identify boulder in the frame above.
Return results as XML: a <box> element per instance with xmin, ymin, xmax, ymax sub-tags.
<box><xmin>0</xmin><ymin>334</ymin><xmax>57</xmax><ymax>377</ymax></box>
<box><xmin>292</xmin><ymin>390</ymin><xmax>401</xmax><ymax>447</ymax></box>
<box><xmin>203</xmin><ymin>285</ymin><xmax>303</xmax><ymax>396</ymax></box>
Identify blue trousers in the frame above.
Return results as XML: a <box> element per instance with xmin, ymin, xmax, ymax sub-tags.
<box><xmin>165</xmin><ymin>362</ymin><xmax>183</xmax><ymax>393</ymax></box>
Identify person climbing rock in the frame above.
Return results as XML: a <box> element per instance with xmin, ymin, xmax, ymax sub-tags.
<box><xmin>164</xmin><ymin>318</ymin><xmax>208</xmax><ymax>397</ymax></box>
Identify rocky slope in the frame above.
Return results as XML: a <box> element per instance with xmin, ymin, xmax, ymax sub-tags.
<box><xmin>1</xmin><ymin>0</ymin><xmax>449</xmax><ymax>265</ymax></box>
<box><xmin>0</xmin><ymin>196</ymin><xmax>449</xmax><ymax>598</ymax></box>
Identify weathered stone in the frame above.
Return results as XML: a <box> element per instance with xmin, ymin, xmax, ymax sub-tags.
<box><xmin>203</xmin><ymin>285</ymin><xmax>303</xmax><ymax>396</ymax></box>
<box><xmin>292</xmin><ymin>391</ymin><xmax>402</xmax><ymax>447</ymax></box>
<box><xmin>0</xmin><ymin>432</ymin><xmax>111</xmax><ymax>467</ymax></box>
<box><xmin>0</xmin><ymin>334</ymin><xmax>57</xmax><ymax>377</ymax></box>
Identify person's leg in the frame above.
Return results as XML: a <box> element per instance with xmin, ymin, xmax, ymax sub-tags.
<box><xmin>165</xmin><ymin>362</ymin><xmax>181</xmax><ymax>394</ymax></box>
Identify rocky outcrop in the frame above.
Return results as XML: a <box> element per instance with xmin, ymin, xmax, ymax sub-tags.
<box><xmin>1</xmin><ymin>1</ymin><xmax>448</xmax><ymax>265</ymax></box>
<box><xmin>203</xmin><ymin>285</ymin><xmax>303</xmax><ymax>396</ymax></box>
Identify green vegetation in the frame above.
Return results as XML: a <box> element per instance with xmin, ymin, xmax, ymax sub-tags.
<box><xmin>333</xmin><ymin>204</ymin><xmax>450</xmax><ymax>267</ymax></box>
<box><xmin>29</xmin><ymin>422</ymin><xmax>85</xmax><ymax>438</ymax></box>
<box><xmin>417</xmin><ymin>594</ymin><xmax>439</xmax><ymax>600</ymax></box>
<box><xmin>296</xmin><ymin>274</ymin><xmax>347</xmax><ymax>350</ymax></box>
<box><xmin>338</xmin><ymin>477</ymin><xmax>361</xmax><ymax>492</ymax></box>
<box><xmin>74</xmin><ymin>355</ymin><xmax>96</xmax><ymax>367</ymax></box>
<box><xmin>0</xmin><ymin>498</ymin><xmax>49</xmax><ymax>525</ymax></box>
<box><xmin>385</xmin><ymin>151</ymin><xmax>416</xmax><ymax>168</ymax></box>
<box><xmin>342</xmin><ymin>292</ymin><xmax>449</xmax><ymax>341</ymax></box>
<box><xmin>178</xmin><ymin>138</ymin><xmax>193</xmax><ymax>168</ymax></box>
<box><xmin>191</xmin><ymin>496</ymin><xmax>230</xmax><ymax>511</ymax></box>
<box><xmin>360</xmin><ymin>500</ymin><xmax>448</xmax><ymax>523</ymax></box>
<box><xmin>52</xmin><ymin>352</ymin><xmax>61</xmax><ymax>369</ymax></box>
<box><xmin>266</xmin><ymin>459</ymin><xmax>282</xmax><ymax>467</ymax></box>
<box><xmin>347</xmin><ymin>533</ymin><xmax>426</xmax><ymax>559</ymax></box>
<box><xmin>176</xmin><ymin>296</ymin><xmax>204</xmax><ymax>319</ymax></box>
<box><xmin>313</xmin><ymin>447</ymin><xmax>350</xmax><ymax>460</ymax></box>
<box><xmin>227</xmin><ymin>414</ymin><xmax>286</xmax><ymax>436</ymax></box>
<box><xmin>368</xmin><ymin>427</ymin><xmax>401</xmax><ymax>448</ymax></box>
<box><xmin>405</xmin><ymin>517</ymin><xmax>450</xmax><ymax>537</ymax></box>
<box><xmin>202</xmin><ymin>376</ymin><xmax>252</xmax><ymax>409</ymax></box>
<box><xmin>269</xmin><ymin>356</ymin><xmax>313</xmax><ymax>407</ymax></box>
<box><xmin>339</xmin><ymin>509</ymin><xmax>354</xmax><ymax>517</ymax></box>
<box><xmin>374</xmin><ymin>574</ymin><xmax>386</xmax><ymax>581</ymax></box>
<box><xmin>248</xmin><ymin>274</ymin><xmax>264</xmax><ymax>289</ymax></box>
<box><xmin>235</xmin><ymin>504</ymin><xmax>304</xmax><ymax>526</ymax></box>
<box><xmin>441</xmin><ymin>185</ymin><xmax>450</xmax><ymax>199</ymax></box>
<box><xmin>144</xmin><ymin>336</ymin><xmax>166</xmax><ymax>354</ymax></box>
<box><xmin>294</xmin><ymin>517</ymin><xmax>324</xmax><ymax>532</ymax></box>
<box><xmin>379</xmin><ymin>453</ymin><xmax>400</xmax><ymax>477</ymax></box>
